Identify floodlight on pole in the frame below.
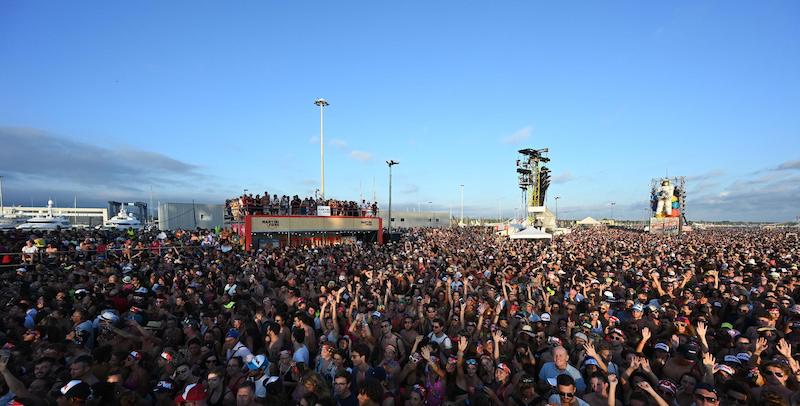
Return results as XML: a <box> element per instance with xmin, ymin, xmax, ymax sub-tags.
<box><xmin>554</xmin><ymin>196</ymin><xmax>560</xmax><ymax>221</ymax></box>
<box><xmin>386</xmin><ymin>160</ymin><xmax>399</xmax><ymax>237</ymax></box>
<box><xmin>459</xmin><ymin>184</ymin><xmax>464</xmax><ymax>226</ymax></box>
<box><xmin>314</xmin><ymin>98</ymin><xmax>330</xmax><ymax>199</ymax></box>
<box><xmin>610</xmin><ymin>202</ymin><xmax>616</xmax><ymax>222</ymax></box>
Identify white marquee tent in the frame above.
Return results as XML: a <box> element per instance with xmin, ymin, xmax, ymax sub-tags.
<box><xmin>509</xmin><ymin>227</ymin><xmax>552</xmax><ymax>240</ymax></box>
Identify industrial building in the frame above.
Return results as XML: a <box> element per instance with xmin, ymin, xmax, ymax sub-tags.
<box><xmin>157</xmin><ymin>202</ymin><xmax>224</xmax><ymax>230</ymax></box>
<box><xmin>380</xmin><ymin>210</ymin><xmax>450</xmax><ymax>229</ymax></box>
<box><xmin>108</xmin><ymin>201</ymin><xmax>148</xmax><ymax>221</ymax></box>
<box><xmin>1</xmin><ymin>205</ymin><xmax>108</xmax><ymax>227</ymax></box>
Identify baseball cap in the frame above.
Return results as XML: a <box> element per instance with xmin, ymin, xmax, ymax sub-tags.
<box><xmin>714</xmin><ymin>364</ymin><xmax>736</xmax><ymax>376</ymax></box>
<box><xmin>58</xmin><ymin>380</ymin><xmax>92</xmax><ymax>399</ymax></box>
<box><xmin>129</xmin><ymin>351</ymin><xmax>142</xmax><ymax>361</ymax></box>
<box><xmin>520</xmin><ymin>325</ymin><xmax>535</xmax><ymax>336</ymax></box>
<box><xmin>720</xmin><ymin>322</ymin><xmax>734</xmax><ymax>330</ymax></box>
<box><xmin>246</xmin><ymin>354</ymin><xmax>269</xmax><ymax>371</ymax></box>
<box><xmin>496</xmin><ymin>363</ymin><xmax>511</xmax><ymax>374</ymax></box>
<box><xmin>654</xmin><ymin>343</ymin><xmax>670</xmax><ymax>353</ymax></box>
<box><xmin>573</xmin><ymin>332</ymin><xmax>588</xmax><ymax>342</ymax></box>
<box><xmin>722</xmin><ymin>355</ymin><xmax>742</xmax><ymax>365</ymax></box>
<box><xmin>632</xmin><ymin>303</ymin><xmax>644</xmax><ymax>312</ymax></box>
<box><xmin>583</xmin><ymin>357</ymin><xmax>600</xmax><ymax>367</ymax></box>
<box><xmin>658</xmin><ymin>380</ymin><xmax>678</xmax><ymax>395</ymax></box>
<box><xmin>540</xmin><ymin>313</ymin><xmax>551</xmax><ymax>322</ymax></box>
<box><xmin>225</xmin><ymin>329</ymin><xmax>240</xmax><ymax>340</ymax></box>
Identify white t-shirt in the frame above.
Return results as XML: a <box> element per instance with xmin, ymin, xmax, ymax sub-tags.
<box><xmin>227</xmin><ymin>342</ymin><xmax>252</xmax><ymax>361</ymax></box>
<box><xmin>427</xmin><ymin>332</ymin><xmax>452</xmax><ymax>349</ymax></box>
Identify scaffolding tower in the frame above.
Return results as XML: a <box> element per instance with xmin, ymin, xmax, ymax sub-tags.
<box><xmin>517</xmin><ymin>148</ymin><xmax>550</xmax><ymax>223</ymax></box>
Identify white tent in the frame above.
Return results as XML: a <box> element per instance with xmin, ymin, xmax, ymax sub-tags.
<box><xmin>576</xmin><ymin>216</ymin><xmax>601</xmax><ymax>226</ymax></box>
<box><xmin>509</xmin><ymin>227</ymin><xmax>552</xmax><ymax>240</ymax></box>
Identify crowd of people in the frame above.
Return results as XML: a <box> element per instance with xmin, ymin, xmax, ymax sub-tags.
<box><xmin>0</xmin><ymin>225</ymin><xmax>799</xmax><ymax>406</ymax></box>
<box><xmin>226</xmin><ymin>193</ymin><xmax>378</xmax><ymax>219</ymax></box>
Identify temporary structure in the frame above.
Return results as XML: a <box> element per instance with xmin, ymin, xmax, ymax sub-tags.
<box><xmin>576</xmin><ymin>216</ymin><xmax>602</xmax><ymax>226</ymax></box>
<box><xmin>509</xmin><ymin>227</ymin><xmax>552</xmax><ymax>240</ymax></box>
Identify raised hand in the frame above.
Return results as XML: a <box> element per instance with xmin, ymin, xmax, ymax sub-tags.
<box><xmin>608</xmin><ymin>374</ymin><xmax>618</xmax><ymax>386</ymax></box>
<box><xmin>421</xmin><ymin>345</ymin><xmax>432</xmax><ymax>361</ymax></box>
<box><xmin>584</xmin><ymin>341</ymin><xmax>598</xmax><ymax>358</ymax></box>
<box><xmin>458</xmin><ymin>336</ymin><xmax>469</xmax><ymax>353</ymax></box>
<box><xmin>478</xmin><ymin>303</ymin><xmax>487</xmax><ymax>315</ymax></box>
<box><xmin>755</xmin><ymin>337</ymin><xmax>769</xmax><ymax>355</ymax></box>
<box><xmin>641</xmin><ymin>327</ymin><xmax>651</xmax><ymax>342</ymax></box>
<box><xmin>702</xmin><ymin>352</ymin><xmax>716</xmax><ymax>369</ymax></box>
<box><xmin>776</xmin><ymin>338</ymin><xmax>792</xmax><ymax>359</ymax></box>
<box><xmin>696</xmin><ymin>322</ymin><xmax>707</xmax><ymax>338</ymax></box>
<box><xmin>637</xmin><ymin>381</ymin><xmax>654</xmax><ymax>393</ymax></box>
<box><xmin>415</xmin><ymin>335</ymin><xmax>424</xmax><ymax>344</ymax></box>
<box><xmin>640</xmin><ymin>357</ymin><xmax>652</xmax><ymax>372</ymax></box>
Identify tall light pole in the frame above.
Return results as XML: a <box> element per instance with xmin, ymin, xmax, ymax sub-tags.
<box><xmin>386</xmin><ymin>160</ymin><xmax>399</xmax><ymax>237</ymax></box>
<box><xmin>459</xmin><ymin>184</ymin><xmax>464</xmax><ymax>226</ymax></box>
<box><xmin>314</xmin><ymin>98</ymin><xmax>330</xmax><ymax>199</ymax></box>
<box><xmin>0</xmin><ymin>176</ymin><xmax>4</xmax><ymax>217</ymax></box>
<box><xmin>610</xmin><ymin>202</ymin><xmax>616</xmax><ymax>222</ymax></box>
<box><xmin>554</xmin><ymin>196</ymin><xmax>560</xmax><ymax>224</ymax></box>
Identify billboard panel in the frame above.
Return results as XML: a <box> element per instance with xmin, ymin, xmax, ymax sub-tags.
<box><xmin>249</xmin><ymin>215</ymin><xmax>381</xmax><ymax>233</ymax></box>
<box><xmin>650</xmin><ymin>217</ymin><xmax>680</xmax><ymax>235</ymax></box>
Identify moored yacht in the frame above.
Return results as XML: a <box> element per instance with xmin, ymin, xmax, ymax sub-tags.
<box><xmin>16</xmin><ymin>200</ymin><xmax>72</xmax><ymax>230</ymax></box>
<box><xmin>99</xmin><ymin>207</ymin><xmax>143</xmax><ymax>231</ymax></box>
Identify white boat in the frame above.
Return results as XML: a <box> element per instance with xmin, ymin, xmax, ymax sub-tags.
<box><xmin>0</xmin><ymin>208</ymin><xmax>25</xmax><ymax>230</ymax></box>
<box><xmin>16</xmin><ymin>200</ymin><xmax>72</xmax><ymax>230</ymax></box>
<box><xmin>99</xmin><ymin>207</ymin><xmax>143</xmax><ymax>231</ymax></box>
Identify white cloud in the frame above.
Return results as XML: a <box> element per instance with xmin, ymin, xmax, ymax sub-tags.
<box><xmin>349</xmin><ymin>150</ymin><xmax>373</xmax><ymax>162</ymax></box>
<box><xmin>308</xmin><ymin>135</ymin><xmax>319</xmax><ymax>144</ymax></box>
<box><xmin>552</xmin><ymin>171</ymin><xmax>575</xmax><ymax>184</ymax></box>
<box><xmin>502</xmin><ymin>126</ymin><xmax>532</xmax><ymax>145</ymax></box>
<box><xmin>776</xmin><ymin>160</ymin><xmax>800</xmax><ymax>171</ymax></box>
<box><xmin>329</xmin><ymin>138</ymin><xmax>348</xmax><ymax>149</ymax></box>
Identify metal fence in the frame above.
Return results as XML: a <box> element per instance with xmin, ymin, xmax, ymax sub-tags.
<box><xmin>0</xmin><ymin>244</ymin><xmax>216</xmax><ymax>269</ymax></box>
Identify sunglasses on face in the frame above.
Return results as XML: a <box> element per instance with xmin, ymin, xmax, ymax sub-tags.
<box><xmin>558</xmin><ymin>391</ymin><xmax>575</xmax><ymax>398</ymax></box>
<box><xmin>694</xmin><ymin>394</ymin><xmax>718</xmax><ymax>403</ymax></box>
<box><xmin>675</xmin><ymin>322</ymin><xmax>686</xmax><ymax>327</ymax></box>
<box><xmin>766</xmin><ymin>370</ymin><xmax>785</xmax><ymax>378</ymax></box>
<box><xmin>466</xmin><ymin>359</ymin><xmax>477</xmax><ymax>365</ymax></box>
<box><xmin>725</xmin><ymin>395</ymin><xmax>748</xmax><ymax>405</ymax></box>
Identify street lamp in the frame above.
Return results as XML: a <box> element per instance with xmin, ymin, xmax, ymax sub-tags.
<box><xmin>314</xmin><ymin>98</ymin><xmax>329</xmax><ymax>199</ymax></box>
<box><xmin>459</xmin><ymin>184</ymin><xmax>465</xmax><ymax>226</ymax></box>
<box><xmin>610</xmin><ymin>202</ymin><xmax>616</xmax><ymax>222</ymax></box>
<box><xmin>554</xmin><ymin>196</ymin><xmax>560</xmax><ymax>223</ymax></box>
<box><xmin>386</xmin><ymin>160</ymin><xmax>399</xmax><ymax>237</ymax></box>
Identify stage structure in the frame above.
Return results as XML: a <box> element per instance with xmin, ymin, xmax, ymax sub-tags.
<box><xmin>517</xmin><ymin>148</ymin><xmax>554</xmax><ymax>230</ymax></box>
<box><xmin>648</xmin><ymin>176</ymin><xmax>688</xmax><ymax>235</ymax></box>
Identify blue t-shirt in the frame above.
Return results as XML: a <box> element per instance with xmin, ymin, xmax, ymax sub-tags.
<box><xmin>293</xmin><ymin>345</ymin><xmax>310</xmax><ymax>365</ymax></box>
<box><xmin>538</xmin><ymin>362</ymin><xmax>586</xmax><ymax>393</ymax></box>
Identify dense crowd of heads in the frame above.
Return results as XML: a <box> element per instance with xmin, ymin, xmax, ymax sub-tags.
<box><xmin>226</xmin><ymin>193</ymin><xmax>377</xmax><ymax>219</ymax></box>
<box><xmin>0</xmin><ymin>226</ymin><xmax>799</xmax><ymax>406</ymax></box>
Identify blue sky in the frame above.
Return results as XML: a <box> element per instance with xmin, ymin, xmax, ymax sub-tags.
<box><xmin>1</xmin><ymin>1</ymin><xmax>799</xmax><ymax>221</ymax></box>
